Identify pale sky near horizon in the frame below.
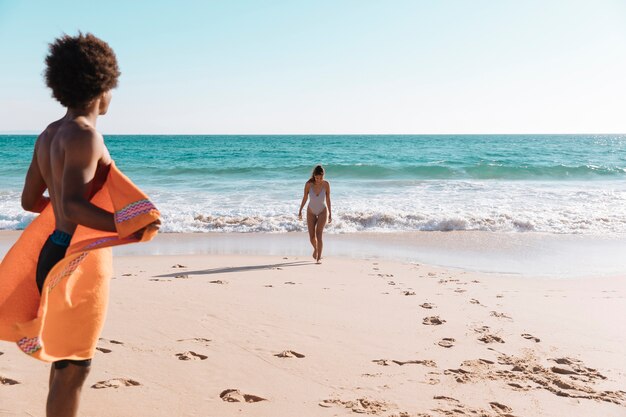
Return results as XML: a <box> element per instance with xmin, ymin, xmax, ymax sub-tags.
<box><xmin>1</xmin><ymin>0</ymin><xmax>625</xmax><ymax>135</ymax></box>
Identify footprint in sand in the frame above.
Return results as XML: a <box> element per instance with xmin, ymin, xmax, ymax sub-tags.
<box><xmin>274</xmin><ymin>350</ymin><xmax>305</xmax><ymax>358</ymax></box>
<box><xmin>425</xmin><ymin>371</ymin><xmax>441</xmax><ymax>385</ymax></box>
<box><xmin>172</xmin><ymin>264</ymin><xmax>187</xmax><ymax>268</ymax></box>
<box><xmin>372</xmin><ymin>359</ymin><xmax>436</xmax><ymax>367</ymax></box>
<box><xmin>472</xmin><ymin>326</ymin><xmax>504</xmax><ymax>344</ymax></box>
<box><xmin>175</xmin><ymin>274</ymin><xmax>190</xmax><ymax>279</ymax></box>
<box><xmin>402</xmin><ymin>291</ymin><xmax>416</xmax><ymax>296</ymax></box>
<box><xmin>149</xmin><ymin>278</ymin><xmax>171</xmax><ymax>282</ymax></box>
<box><xmin>433</xmin><ymin>395</ymin><xmax>511</xmax><ymax>416</ymax></box>
<box><xmin>423</xmin><ymin>316</ymin><xmax>446</xmax><ymax>325</ymax></box>
<box><xmin>175</xmin><ymin>351</ymin><xmax>208</xmax><ymax>361</ymax></box>
<box><xmin>284</xmin><ymin>281</ymin><xmax>296</xmax><ymax>285</ymax></box>
<box><xmin>490</xmin><ymin>311</ymin><xmax>512</xmax><ymax>319</ymax></box>
<box><xmin>99</xmin><ymin>338</ymin><xmax>124</xmax><ymax>345</ymax></box>
<box><xmin>96</xmin><ymin>347</ymin><xmax>112</xmax><ymax>353</ymax></box>
<box><xmin>478</xmin><ymin>334</ymin><xmax>505</xmax><ymax>344</ymax></box>
<box><xmin>433</xmin><ymin>395</ymin><xmax>459</xmax><ymax>402</ymax></box>
<box><xmin>489</xmin><ymin>402</ymin><xmax>513</xmax><ymax>414</ymax></box>
<box><xmin>1</xmin><ymin>376</ymin><xmax>20</xmax><ymax>385</ymax></box>
<box><xmin>209</xmin><ymin>280</ymin><xmax>226</xmax><ymax>284</ymax></box>
<box><xmin>392</xmin><ymin>359</ymin><xmax>437</xmax><ymax>367</ymax></box>
<box><xmin>521</xmin><ymin>333</ymin><xmax>540</xmax><ymax>342</ymax></box>
<box><xmin>549</xmin><ymin>357</ymin><xmax>607</xmax><ymax>380</ymax></box>
<box><xmin>419</xmin><ymin>302</ymin><xmax>435</xmax><ymax>309</ymax></box>
<box><xmin>177</xmin><ymin>337</ymin><xmax>211</xmax><ymax>343</ymax></box>
<box><xmin>444</xmin><ymin>367</ymin><xmax>472</xmax><ymax>383</ymax></box>
<box><xmin>318</xmin><ymin>398</ymin><xmax>389</xmax><ymax>414</ymax></box>
<box><xmin>492</xmin><ymin>353</ymin><xmax>625</xmax><ymax>404</ymax></box>
<box><xmin>470</xmin><ymin>298</ymin><xmax>481</xmax><ymax>305</ymax></box>
<box><xmin>220</xmin><ymin>389</ymin><xmax>267</xmax><ymax>403</ymax></box>
<box><xmin>437</xmin><ymin>338</ymin><xmax>456</xmax><ymax>348</ymax></box>
<box><xmin>91</xmin><ymin>378</ymin><xmax>141</xmax><ymax>389</ymax></box>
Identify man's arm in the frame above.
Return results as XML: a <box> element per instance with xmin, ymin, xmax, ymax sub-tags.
<box><xmin>61</xmin><ymin>131</ymin><xmax>116</xmax><ymax>232</ymax></box>
<box><xmin>21</xmin><ymin>141</ymin><xmax>50</xmax><ymax>213</ymax></box>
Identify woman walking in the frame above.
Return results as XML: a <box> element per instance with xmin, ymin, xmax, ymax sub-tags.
<box><xmin>298</xmin><ymin>165</ymin><xmax>332</xmax><ymax>263</ymax></box>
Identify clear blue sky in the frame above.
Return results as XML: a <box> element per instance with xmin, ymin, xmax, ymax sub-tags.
<box><xmin>1</xmin><ymin>0</ymin><xmax>625</xmax><ymax>134</ymax></box>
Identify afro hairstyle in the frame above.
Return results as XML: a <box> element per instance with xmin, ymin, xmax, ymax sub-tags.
<box><xmin>44</xmin><ymin>32</ymin><xmax>120</xmax><ymax>109</ymax></box>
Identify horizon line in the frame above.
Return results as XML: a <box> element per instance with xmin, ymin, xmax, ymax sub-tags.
<box><xmin>1</xmin><ymin>132</ymin><xmax>625</xmax><ymax>136</ymax></box>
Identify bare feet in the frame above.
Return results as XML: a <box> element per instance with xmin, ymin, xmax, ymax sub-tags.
<box><xmin>312</xmin><ymin>249</ymin><xmax>317</xmax><ymax>260</ymax></box>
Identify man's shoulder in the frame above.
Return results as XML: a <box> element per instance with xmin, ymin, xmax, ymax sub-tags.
<box><xmin>36</xmin><ymin>120</ymin><xmax>63</xmax><ymax>144</ymax></box>
<box><xmin>59</xmin><ymin>122</ymin><xmax>103</xmax><ymax>149</ymax></box>
<box><xmin>40</xmin><ymin>119</ymin><xmax>102</xmax><ymax>146</ymax></box>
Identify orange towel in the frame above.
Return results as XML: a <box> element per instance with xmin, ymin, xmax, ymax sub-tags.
<box><xmin>0</xmin><ymin>162</ymin><xmax>160</xmax><ymax>362</ymax></box>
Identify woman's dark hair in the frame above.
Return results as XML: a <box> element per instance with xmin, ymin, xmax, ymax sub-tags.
<box><xmin>308</xmin><ymin>165</ymin><xmax>325</xmax><ymax>183</ymax></box>
<box><xmin>45</xmin><ymin>32</ymin><xmax>121</xmax><ymax>109</ymax></box>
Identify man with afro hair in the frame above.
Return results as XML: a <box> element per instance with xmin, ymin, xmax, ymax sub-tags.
<box><xmin>19</xmin><ymin>32</ymin><xmax>159</xmax><ymax>417</ymax></box>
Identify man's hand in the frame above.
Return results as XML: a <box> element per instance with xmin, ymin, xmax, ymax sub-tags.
<box><xmin>133</xmin><ymin>218</ymin><xmax>161</xmax><ymax>240</ymax></box>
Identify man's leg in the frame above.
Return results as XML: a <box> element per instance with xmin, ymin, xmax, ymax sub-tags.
<box><xmin>47</xmin><ymin>361</ymin><xmax>91</xmax><ymax>417</ymax></box>
<box><xmin>48</xmin><ymin>365</ymin><xmax>55</xmax><ymax>388</ymax></box>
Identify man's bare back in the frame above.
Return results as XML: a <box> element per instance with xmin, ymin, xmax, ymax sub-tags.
<box><xmin>23</xmin><ymin>114</ymin><xmax>116</xmax><ymax>234</ymax></box>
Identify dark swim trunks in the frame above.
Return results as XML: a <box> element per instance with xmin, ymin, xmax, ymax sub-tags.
<box><xmin>36</xmin><ymin>230</ymin><xmax>92</xmax><ymax>370</ymax></box>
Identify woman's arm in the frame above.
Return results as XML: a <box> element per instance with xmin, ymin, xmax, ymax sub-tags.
<box><xmin>298</xmin><ymin>182</ymin><xmax>310</xmax><ymax>219</ymax></box>
<box><xmin>325</xmin><ymin>181</ymin><xmax>332</xmax><ymax>223</ymax></box>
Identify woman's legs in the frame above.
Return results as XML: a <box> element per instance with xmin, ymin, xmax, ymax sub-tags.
<box><xmin>306</xmin><ymin>209</ymin><xmax>318</xmax><ymax>259</ymax></box>
<box><xmin>314</xmin><ymin>208</ymin><xmax>328</xmax><ymax>263</ymax></box>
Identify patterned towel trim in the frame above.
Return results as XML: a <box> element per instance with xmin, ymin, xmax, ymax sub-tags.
<box><xmin>114</xmin><ymin>199</ymin><xmax>157</xmax><ymax>224</ymax></box>
<box><xmin>83</xmin><ymin>236</ymin><xmax>118</xmax><ymax>250</ymax></box>
<box><xmin>18</xmin><ymin>336</ymin><xmax>42</xmax><ymax>355</ymax></box>
<box><xmin>47</xmin><ymin>252</ymin><xmax>88</xmax><ymax>293</ymax></box>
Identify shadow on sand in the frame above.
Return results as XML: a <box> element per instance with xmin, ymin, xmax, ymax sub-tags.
<box><xmin>155</xmin><ymin>261</ymin><xmax>314</xmax><ymax>277</ymax></box>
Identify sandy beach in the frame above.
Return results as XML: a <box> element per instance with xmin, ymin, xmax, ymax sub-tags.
<box><xmin>1</xmin><ymin>232</ymin><xmax>625</xmax><ymax>417</ymax></box>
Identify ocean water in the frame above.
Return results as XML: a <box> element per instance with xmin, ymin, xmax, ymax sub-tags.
<box><xmin>1</xmin><ymin>134</ymin><xmax>626</xmax><ymax>235</ymax></box>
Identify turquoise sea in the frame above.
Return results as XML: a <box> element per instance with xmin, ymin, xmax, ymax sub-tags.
<box><xmin>1</xmin><ymin>134</ymin><xmax>626</xmax><ymax>234</ymax></box>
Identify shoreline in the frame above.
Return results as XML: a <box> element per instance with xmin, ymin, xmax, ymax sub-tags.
<box><xmin>3</xmin><ymin>230</ymin><xmax>626</xmax><ymax>278</ymax></box>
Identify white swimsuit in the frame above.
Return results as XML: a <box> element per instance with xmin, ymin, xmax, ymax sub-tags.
<box><xmin>308</xmin><ymin>185</ymin><xmax>327</xmax><ymax>215</ymax></box>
